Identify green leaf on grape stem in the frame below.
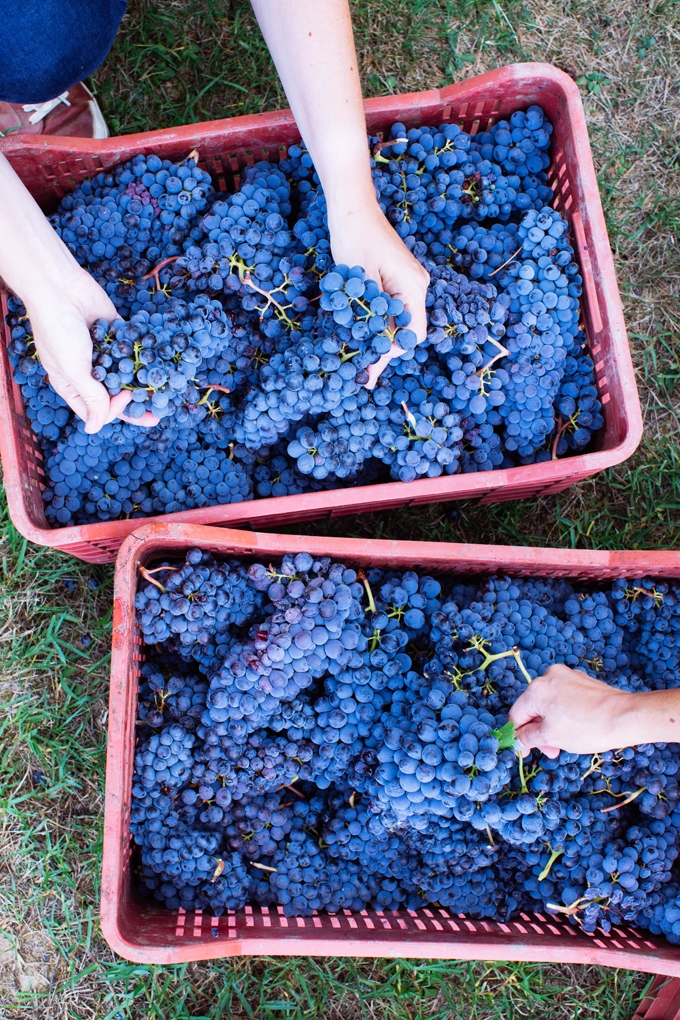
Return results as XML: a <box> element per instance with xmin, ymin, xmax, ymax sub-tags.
<box><xmin>492</xmin><ymin>720</ymin><xmax>519</xmax><ymax>751</ymax></box>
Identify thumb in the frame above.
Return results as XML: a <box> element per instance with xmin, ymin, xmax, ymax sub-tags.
<box><xmin>78</xmin><ymin>275</ymin><xmax>119</xmax><ymax>325</ymax></box>
<box><xmin>107</xmin><ymin>390</ymin><xmax>160</xmax><ymax>428</ymax></box>
<box><xmin>400</xmin><ymin>288</ymin><xmax>427</xmax><ymax>346</ymax></box>
<box><xmin>76</xmin><ymin>372</ymin><xmax>113</xmax><ymax>435</ymax></box>
<box><xmin>508</xmin><ymin>686</ymin><xmax>540</xmax><ymax>728</ymax></box>
<box><xmin>46</xmin><ymin>366</ymin><xmax>111</xmax><ymax>435</ymax></box>
<box><xmin>514</xmin><ymin>719</ymin><xmax>560</xmax><ymax>759</ymax></box>
<box><xmin>364</xmin><ymin>345</ymin><xmax>402</xmax><ymax>390</ymax></box>
<box><xmin>370</xmin><ymin>261</ymin><xmax>428</xmax><ymax>345</ymax></box>
<box><xmin>92</xmin><ymin>289</ymin><xmax>118</xmax><ymax>324</ymax></box>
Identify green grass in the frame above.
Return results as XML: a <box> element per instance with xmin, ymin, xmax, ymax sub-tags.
<box><xmin>2</xmin><ymin>0</ymin><xmax>680</xmax><ymax>1014</ymax></box>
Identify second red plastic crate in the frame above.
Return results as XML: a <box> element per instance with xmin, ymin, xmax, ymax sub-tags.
<box><xmin>0</xmin><ymin>63</ymin><xmax>642</xmax><ymax>561</ymax></box>
<box><xmin>103</xmin><ymin>524</ymin><xmax>679</xmax><ymax>966</ymax></box>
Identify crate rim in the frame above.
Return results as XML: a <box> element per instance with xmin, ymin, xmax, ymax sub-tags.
<box><xmin>103</xmin><ymin>522</ymin><xmax>680</xmax><ymax>967</ymax></box>
<box><xmin>1</xmin><ymin>62</ymin><xmax>586</xmax><ymax>156</ymax></box>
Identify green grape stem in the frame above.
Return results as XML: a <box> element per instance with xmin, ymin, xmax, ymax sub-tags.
<box><xmin>138</xmin><ymin>564</ymin><xmax>168</xmax><ymax>593</ymax></box>
<box><xmin>446</xmin><ymin>639</ymin><xmax>532</xmax><ymax>696</ymax></box>
<box><xmin>266</xmin><ymin>566</ymin><xmax>298</xmax><ymax>583</ymax></box>
<box><xmin>538</xmin><ymin>847</ymin><xmax>564</xmax><ymax>882</ymax></box>
<box><xmin>581</xmin><ymin>752</ymin><xmax>604</xmax><ymax>781</ymax></box>
<box><xmin>546</xmin><ymin>894</ymin><xmax>608</xmax><ymax>918</ymax></box>
<box><xmin>368</xmin><ymin>628</ymin><xmax>382</xmax><ymax>654</ymax></box>
<box><xmin>357</xmin><ymin>571</ymin><xmax>377</xmax><ymax>615</ymax></box>
<box><xmin>625</xmin><ymin>585</ymin><xmax>664</xmax><ymax>606</ymax></box>
<box><xmin>475</xmin><ymin>643</ymin><xmax>533</xmax><ymax>685</ymax></box>
<box><xmin>488</xmin><ymin>245</ymin><xmax>523</xmax><ymax>278</ymax></box>
<box><xmin>239</xmin><ymin>265</ymin><xmax>297</xmax><ymax>328</ymax></box>
<box><xmin>600</xmin><ymin>786</ymin><xmax>647</xmax><ymax>813</ymax></box>
<box><xmin>197</xmin><ymin>384</ymin><xmax>231</xmax><ymax>405</ymax></box>
<box><xmin>475</xmin><ymin>336</ymin><xmax>510</xmax><ymax>377</ymax></box>
<box><xmin>517</xmin><ymin>751</ymin><xmax>529</xmax><ymax>794</ymax></box>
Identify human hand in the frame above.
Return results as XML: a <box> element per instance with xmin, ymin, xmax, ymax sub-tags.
<box><xmin>25</xmin><ymin>271</ymin><xmax>158</xmax><ymax>434</ymax></box>
<box><xmin>327</xmin><ymin>197</ymin><xmax>430</xmax><ymax>388</ymax></box>
<box><xmin>0</xmin><ymin>153</ymin><xmax>157</xmax><ymax>434</ymax></box>
<box><xmin>508</xmin><ymin>664</ymin><xmax>632</xmax><ymax>758</ymax></box>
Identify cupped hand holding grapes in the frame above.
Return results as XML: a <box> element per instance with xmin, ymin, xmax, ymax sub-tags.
<box><xmin>327</xmin><ymin>196</ymin><xmax>430</xmax><ymax>387</ymax></box>
<box><xmin>0</xmin><ymin>153</ymin><xmax>156</xmax><ymax>434</ymax></box>
<box><xmin>509</xmin><ymin>662</ymin><xmax>680</xmax><ymax>757</ymax></box>
<box><xmin>27</xmin><ymin>271</ymin><xmax>159</xmax><ymax>433</ymax></box>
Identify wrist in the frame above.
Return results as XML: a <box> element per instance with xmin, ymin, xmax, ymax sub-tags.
<box><xmin>326</xmin><ymin>190</ymin><xmax>384</xmax><ymax>237</ymax></box>
<box><xmin>323</xmin><ymin>166</ymin><xmax>378</xmax><ymax>213</ymax></box>
<box><xmin>602</xmin><ymin>690</ymin><xmax>642</xmax><ymax>747</ymax></box>
<box><xmin>616</xmin><ymin>689</ymin><xmax>680</xmax><ymax>747</ymax></box>
<box><xmin>605</xmin><ymin>689</ymin><xmax>680</xmax><ymax>748</ymax></box>
<box><xmin>20</xmin><ymin>263</ymin><xmax>91</xmax><ymax>320</ymax></box>
<box><xmin>1</xmin><ymin>223</ymin><xmax>85</xmax><ymax>316</ymax></box>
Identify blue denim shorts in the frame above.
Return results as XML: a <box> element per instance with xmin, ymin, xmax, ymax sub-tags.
<box><xmin>0</xmin><ymin>0</ymin><xmax>127</xmax><ymax>103</ymax></box>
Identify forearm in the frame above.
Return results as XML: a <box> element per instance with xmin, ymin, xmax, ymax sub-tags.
<box><xmin>612</xmin><ymin>689</ymin><xmax>680</xmax><ymax>747</ymax></box>
<box><xmin>250</xmin><ymin>0</ymin><xmax>376</xmax><ymax>221</ymax></box>
<box><xmin>250</xmin><ymin>1</ymin><xmax>429</xmax><ymax>358</ymax></box>
<box><xmin>0</xmin><ymin>154</ymin><xmax>83</xmax><ymax>308</ymax></box>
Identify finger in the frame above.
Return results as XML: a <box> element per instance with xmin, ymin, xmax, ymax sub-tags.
<box><xmin>364</xmin><ymin>345</ymin><xmax>402</xmax><ymax>390</ymax></box>
<box><xmin>378</xmin><ymin>280</ymin><xmax>428</xmax><ymax>345</ymax></box>
<box><xmin>48</xmin><ymin>353</ymin><xmax>112</xmax><ymax>434</ymax></box>
<box><xmin>106</xmin><ymin>390</ymin><xmax>133</xmax><ymax>424</ymax></box>
<box><xmin>119</xmin><ymin>410</ymin><xmax>160</xmax><ymax>428</ymax></box>
<box><xmin>78</xmin><ymin>273</ymin><xmax>119</xmax><ymax>323</ymax></box>
<box><xmin>107</xmin><ymin>393</ymin><xmax>160</xmax><ymax>428</ymax></box>
<box><xmin>514</xmin><ymin>720</ymin><xmax>551</xmax><ymax>753</ymax></box>
<box><xmin>400</xmin><ymin>286</ymin><xmax>428</xmax><ymax>345</ymax></box>
<box><xmin>46</xmin><ymin>373</ymin><xmax>97</xmax><ymax>428</ymax></box>
<box><xmin>96</xmin><ymin>291</ymin><xmax>119</xmax><ymax>323</ymax></box>
<box><xmin>508</xmin><ymin>692</ymin><xmax>541</xmax><ymax>729</ymax></box>
<box><xmin>78</xmin><ymin>377</ymin><xmax>114</xmax><ymax>434</ymax></box>
<box><xmin>538</xmin><ymin>744</ymin><xmax>561</xmax><ymax>759</ymax></box>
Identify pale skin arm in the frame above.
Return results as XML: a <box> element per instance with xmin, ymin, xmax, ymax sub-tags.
<box><xmin>0</xmin><ymin>154</ymin><xmax>153</xmax><ymax>432</ymax></box>
<box><xmin>508</xmin><ymin>663</ymin><xmax>680</xmax><ymax>758</ymax></box>
<box><xmin>250</xmin><ymin>0</ymin><xmax>429</xmax><ymax>385</ymax></box>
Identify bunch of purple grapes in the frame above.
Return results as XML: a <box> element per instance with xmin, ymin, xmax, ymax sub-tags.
<box><xmin>127</xmin><ymin>553</ymin><xmax>680</xmax><ymax>942</ymax></box>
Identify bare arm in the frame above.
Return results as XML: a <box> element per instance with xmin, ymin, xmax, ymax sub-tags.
<box><xmin>250</xmin><ymin>0</ymin><xmax>429</xmax><ymax>379</ymax></box>
<box><xmin>508</xmin><ymin>663</ymin><xmax>680</xmax><ymax>757</ymax></box>
<box><xmin>0</xmin><ymin>154</ymin><xmax>146</xmax><ymax>431</ymax></box>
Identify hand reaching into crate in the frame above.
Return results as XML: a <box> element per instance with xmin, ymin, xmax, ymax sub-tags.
<box><xmin>251</xmin><ymin>0</ymin><xmax>429</xmax><ymax>386</ymax></box>
<box><xmin>0</xmin><ymin>154</ymin><xmax>156</xmax><ymax>433</ymax></box>
<box><xmin>328</xmin><ymin>200</ymin><xmax>431</xmax><ymax>388</ymax></box>
<box><xmin>509</xmin><ymin>662</ymin><xmax>680</xmax><ymax>756</ymax></box>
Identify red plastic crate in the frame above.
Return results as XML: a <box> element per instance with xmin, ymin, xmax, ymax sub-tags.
<box><xmin>634</xmin><ymin>976</ymin><xmax>680</xmax><ymax>1020</ymax></box>
<box><xmin>103</xmin><ymin>523</ymin><xmax>680</xmax><ymax>966</ymax></box>
<box><xmin>0</xmin><ymin>63</ymin><xmax>642</xmax><ymax>563</ymax></box>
